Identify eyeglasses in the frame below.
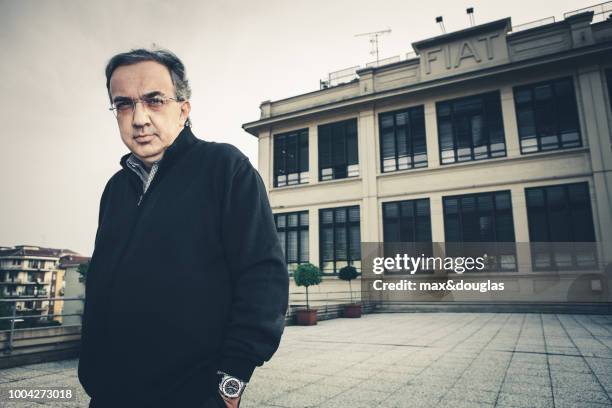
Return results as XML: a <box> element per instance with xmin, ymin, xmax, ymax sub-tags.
<box><xmin>109</xmin><ymin>95</ymin><xmax>181</xmax><ymax>117</ymax></box>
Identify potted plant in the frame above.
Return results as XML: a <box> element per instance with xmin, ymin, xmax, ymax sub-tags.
<box><xmin>338</xmin><ymin>265</ymin><xmax>362</xmax><ymax>318</ymax></box>
<box><xmin>293</xmin><ymin>263</ymin><xmax>322</xmax><ymax>325</ymax></box>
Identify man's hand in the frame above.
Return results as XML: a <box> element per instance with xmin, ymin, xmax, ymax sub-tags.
<box><xmin>219</xmin><ymin>391</ymin><xmax>240</xmax><ymax>408</ymax></box>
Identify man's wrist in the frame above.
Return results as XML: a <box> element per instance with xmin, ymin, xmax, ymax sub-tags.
<box><xmin>218</xmin><ymin>391</ymin><xmax>240</xmax><ymax>408</ymax></box>
<box><xmin>217</xmin><ymin>370</ymin><xmax>247</xmax><ymax>400</ymax></box>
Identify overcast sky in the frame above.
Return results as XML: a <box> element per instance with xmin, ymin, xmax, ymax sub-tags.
<box><xmin>0</xmin><ymin>0</ymin><xmax>593</xmax><ymax>256</ymax></box>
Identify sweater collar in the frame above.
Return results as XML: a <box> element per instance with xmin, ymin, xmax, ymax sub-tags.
<box><xmin>119</xmin><ymin>125</ymin><xmax>198</xmax><ymax>171</ymax></box>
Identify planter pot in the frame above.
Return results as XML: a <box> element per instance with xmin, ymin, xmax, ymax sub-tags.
<box><xmin>343</xmin><ymin>303</ymin><xmax>362</xmax><ymax>318</ymax></box>
<box><xmin>296</xmin><ymin>309</ymin><xmax>317</xmax><ymax>326</ymax></box>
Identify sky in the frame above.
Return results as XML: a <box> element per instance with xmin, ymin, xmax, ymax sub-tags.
<box><xmin>0</xmin><ymin>0</ymin><xmax>594</xmax><ymax>256</ymax></box>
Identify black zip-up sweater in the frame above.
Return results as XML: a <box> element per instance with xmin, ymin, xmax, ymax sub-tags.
<box><xmin>78</xmin><ymin>126</ymin><xmax>289</xmax><ymax>407</ymax></box>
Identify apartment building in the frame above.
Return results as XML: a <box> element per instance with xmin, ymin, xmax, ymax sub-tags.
<box><xmin>242</xmin><ymin>8</ymin><xmax>612</xmax><ymax>305</ymax></box>
<box><xmin>0</xmin><ymin>245</ymin><xmax>77</xmax><ymax>321</ymax></box>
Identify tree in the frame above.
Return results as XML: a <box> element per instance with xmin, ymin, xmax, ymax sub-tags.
<box><xmin>338</xmin><ymin>265</ymin><xmax>359</xmax><ymax>304</ymax></box>
<box><xmin>77</xmin><ymin>261</ymin><xmax>90</xmax><ymax>283</ymax></box>
<box><xmin>293</xmin><ymin>263</ymin><xmax>322</xmax><ymax>311</ymax></box>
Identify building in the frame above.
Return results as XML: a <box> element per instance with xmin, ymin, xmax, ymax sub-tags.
<box><xmin>58</xmin><ymin>254</ymin><xmax>89</xmax><ymax>326</ymax></box>
<box><xmin>0</xmin><ymin>245</ymin><xmax>78</xmax><ymax>322</ymax></box>
<box><xmin>242</xmin><ymin>8</ymin><xmax>612</xmax><ymax>306</ymax></box>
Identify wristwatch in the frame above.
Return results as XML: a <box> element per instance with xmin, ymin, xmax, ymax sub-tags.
<box><xmin>217</xmin><ymin>370</ymin><xmax>247</xmax><ymax>399</ymax></box>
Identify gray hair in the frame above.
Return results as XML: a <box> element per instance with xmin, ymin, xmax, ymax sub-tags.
<box><xmin>105</xmin><ymin>48</ymin><xmax>192</xmax><ymax>127</ymax></box>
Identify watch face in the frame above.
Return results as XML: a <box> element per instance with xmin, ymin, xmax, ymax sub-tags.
<box><xmin>222</xmin><ymin>378</ymin><xmax>242</xmax><ymax>398</ymax></box>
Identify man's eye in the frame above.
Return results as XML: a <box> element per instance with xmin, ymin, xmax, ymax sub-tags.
<box><xmin>145</xmin><ymin>98</ymin><xmax>165</xmax><ymax>106</ymax></box>
<box><xmin>115</xmin><ymin>102</ymin><xmax>132</xmax><ymax>110</ymax></box>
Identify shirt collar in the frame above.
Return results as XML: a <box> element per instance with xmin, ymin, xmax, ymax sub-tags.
<box><xmin>119</xmin><ymin>125</ymin><xmax>197</xmax><ymax>171</ymax></box>
<box><xmin>125</xmin><ymin>154</ymin><xmax>158</xmax><ymax>184</ymax></box>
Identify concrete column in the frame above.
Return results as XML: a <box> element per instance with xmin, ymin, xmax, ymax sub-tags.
<box><xmin>259</xmin><ymin>101</ymin><xmax>272</xmax><ymax>119</ymax></box>
<box><xmin>429</xmin><ymin>193</ymin><xmax>446</xmax><ymax>276</ymax></box>
<box><xmin>309</xmin><ymin>124</ymin><xmax>319</xmax><ymax>186</ymax></box>
<box><xmin>258</xmin><ymin>130</ymin><xmax>272</xmax><ymax>191</ymax></box>
<box><xmin>576</xmin><ymin>67</ymin><xmax>612</xmax><ymax>266</ymax></box>
<box><xmin>430</xmin><ymin>193</ymin><xmax>445</xmax><ymax>242</ymax></box>
<box><xmin>357</xmin><ymin>68</ymin><xmax>375</xmax><ymax>95</ymax></box>
<box><xmin>500</xmin><ymin>86</ymin><xmax>520</xmax><ymax>158</ymax></box>
<box><xmin>309</xmin><ymin>207</ymin><xmax>319</xmax><ymax>267</ymax></box>
<box><xmin>567</xmin><ymin>12</ymin><xmax>595</xmax><ymax>48</ymax></box>
<box><xmin>510</xmin><ymin>185</ymin><xmax>532</xmax><ymax>273</ymax></box>
<box><xmin>424</xmin><ymin>101</ymin><xmax>440</xmax><ymax>168</ymax></box>
<box><xmin>358</xmin><ymin>109</ymin><xmax>380</xmax><ymax>242</ymax></box>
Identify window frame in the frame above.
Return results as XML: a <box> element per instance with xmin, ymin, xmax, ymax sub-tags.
<box><xmin>436</xmin><ymin>90</ymin><xmax>506</xmax><ymax>165</ymax></box>
<box><xmin>525</xmin><ymin>182</ymin><xmax>597</xmax><ymax>271</ymax></box>
<box><xmin>319</xmin><ymin>205</ymin><xmax>361</xmax><ymax>275</ymax></box>
<box><xmin>382</xmin><ymin>198</ymin><xmax>433</xmax><ymax>274</ymax></box>
<box><xmin>606</xmin><ymin>69</ymin><xmax>612</xmax><ymax>114</ymax></box>
<box><xmin>442</xmin><ymin>190</ymin><xmax>517</xmax><ymax>272</ymax></box>
<box><xmin>273</xmin><ymin>128</ymin><xmax>309</xmax><ymax>188</ymax></box>
<box><xmin>378</xmin><ymin>105</ymin><xmax>428</xmax><ymax>173</ymax></box>
<box><xmin>318</xmin><ymin>118</ymin><xmax>359</xmax><ymax>181</ymax></box>
<box><xmin>382</xmin><ymin>198</ymin><xmax>432</xmax><ymax>242</ymax></box>
<box><xmin>274</xmin><ymin>211</ymin><xmax>309</xmax><ymax>274</ymax></box>
<box><xmin>513</xmin><ymin>76</ymin><xmax>582</xmax><ymax>154</ymax></box>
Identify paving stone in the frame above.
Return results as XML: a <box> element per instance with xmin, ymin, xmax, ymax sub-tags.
<box><xmin>444</xmin><ymin>387</ymin><xmax>498</xmax><ymax>403</ymax></box>
<box><xmin>497</xmin><ymin>392</ymin><xmax>554</xmax><ymax>408</ymax></box>
<box><xmin>504</xmin><ymin>380</ymin><xmax>553</xmax><ymax>397</ymax></box>
<box><xmin>553</xmin><ymin>386</ymin><xmax>612</xmax><ymax>405</ymax></box>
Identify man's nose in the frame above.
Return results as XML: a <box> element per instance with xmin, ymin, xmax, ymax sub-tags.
<box><xmin>132</xmin><ymin>101</ymin><xmax>151</xmax><ymax>127</ymax></box>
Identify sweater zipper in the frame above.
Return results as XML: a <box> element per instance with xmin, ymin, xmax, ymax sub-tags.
<box><xmin>106</xmin><ymin>161</ymin><xmax>163</xmax><ymax>295</ymax></box>
<box><xmin>137</xmin><ymin>162</ymin><xmax>161</xmax><ymax>207</ymax></box>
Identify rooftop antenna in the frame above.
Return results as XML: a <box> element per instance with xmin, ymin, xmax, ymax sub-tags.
<box><xmin>466</xmin><ymin>7</ymin><xmax>475</xmax><ymax>27</ymax></box>
<box><xmin>435</xmin><ymin>16</ymin><xmax>446</xmax><ymax>34</ymax></box>
<box><xmin>355</xmin><ymin>28</ymin><xmax>391</xmax><ymax>66</ymax></box>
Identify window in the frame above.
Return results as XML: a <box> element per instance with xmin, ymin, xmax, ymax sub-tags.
<box><xmin>383</xmin><ymin>199</ymin><xmax>433</xmax><ymax>273</ymax></box>
<box><xmin>319</xmin><ymin>206</ymin><xmax>361</xmax><ymax>274</ymax></box>
<box><xmin>526</xmin><ymin>182</ymin><xmax>596</xmax><ymax>270</ymax></box>
<box><xmin>607</xmin><ymin>69</ymin><xmax>612</xmax><ymax>113</ymax></box>
<box><xmin>275</xmin><ymin>211</ymin><xmax>309</xmax><ymax>274</ymax></box>
<box><xmin>383</xmin><ymin>199</ymin><xmax>432</xmax><ymax>242</ymax></box>
<box><xmin>273</xmin><ymin>129</ymin><xmax>309</xmax><ymax>187</ymax></box>
<box><xmin>514</xmin><ymin>77</ymin><xmax>581</xmax><ymax>153</ymax></box>
<box><xmin>443</xmin><ymin>191</ymin><xmax>516</xmax><ymax>271</ymax></box>
<box><xmin>318</xmin><ymin>119</ymin><xmax>359</xmax><ymax>181</ymax></box>
<box><xmin>379</xmin><ymin>106</ymin><xmax>427</xmax><ymax>172</ymax></box>
<box><xmin>437</xmin><ymin>91</ymin><xmax>506</xmax><ymax>164</ymax></box>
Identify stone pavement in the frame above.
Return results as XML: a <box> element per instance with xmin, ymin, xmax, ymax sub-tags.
<box><xmin>0</xmin><ymin>313</ymin><xmax>611</xmax><ymax>407</ymax></box>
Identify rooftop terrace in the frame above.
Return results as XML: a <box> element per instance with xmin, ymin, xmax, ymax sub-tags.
<box><xmin>1</xmin><ymin>312</ymin><xmax>611</xmax><ymax>407</ymax></box>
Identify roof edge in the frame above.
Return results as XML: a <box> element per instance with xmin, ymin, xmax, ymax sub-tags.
<box><xmin>411</xmin><ymin>17</ymin><xmax>512</xmax><ymax>54</ymax></box>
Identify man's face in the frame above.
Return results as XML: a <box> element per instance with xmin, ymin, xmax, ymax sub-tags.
<box><xmin>109</xmin><ymin>61</ymin><xmax>191</xmax><ymax>168</ymax></box>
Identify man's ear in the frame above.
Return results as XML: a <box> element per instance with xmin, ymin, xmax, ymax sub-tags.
<box><xmin>180</xmin><ymin>100</ymin><xmax>191</xmax><ymax>126</ymax></box>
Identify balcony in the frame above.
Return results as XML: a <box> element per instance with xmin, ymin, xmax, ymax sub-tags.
<box><xmin>0</xmin><ymin>279</ymin><xmax>23</xmax><ymax>285</ymax></box>
<box><xmin>0</xmin><ymin>264</ymin><xmax>25</xmax><ymax>271</ymax></box>
<box><xmin>15</xmin><ymin>303</ymin><xmax>49</xmax><ymax>312</ymax></box>
<box><xmin>0</xmin><ymin>265</ymin><xmax>52</xmax><ymax>272</ymax></box>
<box><xmin>0</xmin><ymin>280</ymin><xmax>43</xmax><ymax>286</ymax></box>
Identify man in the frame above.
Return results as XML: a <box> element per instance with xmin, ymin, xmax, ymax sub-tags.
<box><xmin>78</xmin><ymin>48</ymin><xmax>289</xmax><ymax>408</ymax></box>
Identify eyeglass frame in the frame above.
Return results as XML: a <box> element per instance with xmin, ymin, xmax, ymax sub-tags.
<box><xmin>108</xmin><ymin>93</ymin><xmax>184</xmax><ymax>118</ymax></box>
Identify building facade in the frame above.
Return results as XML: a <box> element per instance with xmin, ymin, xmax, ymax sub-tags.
<box><xmin>0</xmin><ymin>245</ymin><xmax>76</xmax><ymax>322</ymax></box>
<box><xmin>243</xmin><ymin>11</ymin><xmax>612</xmax><ymax>304</ymax></box>
<box><xmin>58</xmin><ymin>254</ymin><xmax>89</xmax><ymax>326</ymax></box>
